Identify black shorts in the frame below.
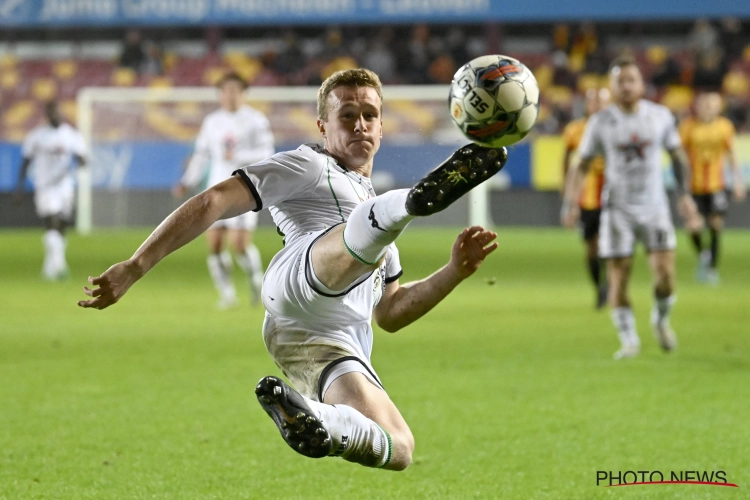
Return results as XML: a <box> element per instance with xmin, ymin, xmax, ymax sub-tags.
<box><xmin>693</xmin><ymin>192</ymin><xmax>729</xmax><ymax>217</ymax></box>
<box><xmin>579</xmin><ymin>208</ymin><xmax>601</xmax><ymax>241</ymax></box>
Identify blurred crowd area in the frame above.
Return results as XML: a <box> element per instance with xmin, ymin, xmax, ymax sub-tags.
<box><xmin>0</xmin><ymin>19</ymin><xmax>749</xmax><ymax>141</ymax></box>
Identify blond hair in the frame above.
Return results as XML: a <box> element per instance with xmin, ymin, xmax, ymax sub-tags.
<box><xmin>316</xmin><ymin>68</ymin><xmax>383</xmax><ymax>121</ymax></box>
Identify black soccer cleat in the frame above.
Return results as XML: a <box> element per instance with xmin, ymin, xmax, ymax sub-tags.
<box><xmin>255</xmin><ymin>376</ymin><xmax>332</xmax><ymax>459</ymax></box>
<box><xmin>406</xmin><ymin>143</ymin><xmax>508</xmax><ymax>217</ymax></box>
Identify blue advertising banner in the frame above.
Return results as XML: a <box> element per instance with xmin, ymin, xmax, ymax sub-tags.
<box><xmin>1</xmin><ymin>0</ymin><xmax>749</xmax><ymax>27</ymax></box>
<box><xmin>0</xmin><ymin>141</ymin><xmax>531</xmax><ymax>191</ymax></box>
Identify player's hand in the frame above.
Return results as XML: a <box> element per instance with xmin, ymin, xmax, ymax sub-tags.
<box><xmin>678</xmin><ymin>194</ymin><xmax>703</xmax><ymax>231</ymax></box>
<box><xmin>172</xmin><ymin>183</ymin><xmax>187</xmax><ymax>199</ymax></box>
<box><xmin>78</xmin><ymin>260</ymin><xmax>142</xmax><ymax>310</ymax></box>
<box><xmin>448</xmin><ymin>226</ymin><xmax>498</xmax><ymax>280</ymax></box>
<box><xmin>733</xmin><ymin>183</ymin><xmax>746</xmax><ymax>202</ymax></box>
<box><xmin>560</xmin><ymin>204</ymin><xmax>579</xmax><ymax>229</ymax></box>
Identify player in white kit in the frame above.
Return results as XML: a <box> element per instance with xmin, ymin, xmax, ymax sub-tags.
<box><xmin>14</xmin><ymin>101</ymin><xmax>87</xmax><ymax>280</ymax></box>
<box><xmin>562</xmin><ymin>58</ymin><xmax>701</xmax><ymax>359</ymax></box>
<box><xmin>173</xmin><ymin>72</ymin><xmax>274</xmax><ymax>308</ymax></box>
<box><xmin>79</xmin><ymin>69</ymin><xmax>507</xmax><ymax>470</ymax></box>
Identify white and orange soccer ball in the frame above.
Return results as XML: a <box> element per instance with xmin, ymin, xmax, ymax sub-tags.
<box><xmin>449</xmin><ymin>55</ymin><xmax>540</xmax><ymax>148</ymax></box>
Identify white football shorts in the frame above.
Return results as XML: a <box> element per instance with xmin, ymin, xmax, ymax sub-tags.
<box><xmin>260</xmin><ymin>226</ymin><xmax>386</xmax><ymax>401</ymax></box>
<box><xmin>34</xmin><ymin>177</ymin><xmax>75</xmax><ymax>219</ymax></box>
<box><xmin>598</xmin><ymin>204</ymin><xmax>676</xmax><ymax>258</ymax></box>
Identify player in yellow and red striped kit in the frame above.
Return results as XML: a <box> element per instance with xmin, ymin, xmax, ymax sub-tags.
<box><xmin>562</xmin><ymin>88</ymin><xmax>611</xmax><ymax>307</ymax></box>
<box><xmin>680</xmin><ymin>92</ymin><xmax>746</xmax><ymax>284</ymax></box>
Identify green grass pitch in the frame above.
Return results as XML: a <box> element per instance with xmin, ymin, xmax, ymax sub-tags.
<box><xmin>1</xmin><ymin>227</ymin><xmax>748</xmax><ymax>499</ymax></box>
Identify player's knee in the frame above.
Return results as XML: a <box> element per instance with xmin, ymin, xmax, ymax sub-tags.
<box><xmin>389</xmin><ymin>430</ymin><xmax>415</xmax><ymax>471</ymax></box>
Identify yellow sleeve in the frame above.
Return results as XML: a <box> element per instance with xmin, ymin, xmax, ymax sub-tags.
<box><xmin>562</xmin><ymin>122</ymin><xmax>576</xmax><ymax>150</ymax></box>
<box><xmin>723</xmin><ymin>118</ymin><xmax>736</xmax><ymax>149</ymax></box>
<box><xmin>678</xmin><ymin>119</ymin><xmax>692</xmax><ymax>150</ymax></box>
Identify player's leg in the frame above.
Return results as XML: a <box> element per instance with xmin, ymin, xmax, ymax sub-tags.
<box><xmin>324</xmin><ymin>373</ymin><xmax>414</xmax><ymax>470</ymax></box>
<box><xmin>228</xmin><ymin>212</ymin><xmax>263</xmax><ymax>304</ymax></box>
<box><xmin>599</xmin><ymin>208</ymin><xmax>639</xmax><ymax>358</ymax></box>
<box><xmin>312</xmin><ymin>145</ymin><xmax>508</xmax><ymax>291</ymax></box>
<box><xmin>706</xmin><ymin>196</ymin><xmax>727</xmax><ymax>284</ymax></box>
<box><xmin>647</xmin><ymin>249</ymin><xmax>678</xmax><ymax>351</ymax></box>
<box><xmin>41</xmin><ymin>216</ymin><xmax>62</xmax><ymax>280</ymax></box>
<box><xmin>205</xmin><ymin>226</ymin><xmax>237</xmax><ymax>308</ymax></box>
<box><xmin>581</xmin><ymin>209</ymin><xmax>606</xmax><ymax>309</ymax></box>
<box><xmin>690</xmin><ymin>194</ymin><xmax>710</xmax><ymax>282</ymax></box>
<box><xmin>607</xmin><ymin>257</ymin><xmax>640</xmax><ymax>359</ymax></box>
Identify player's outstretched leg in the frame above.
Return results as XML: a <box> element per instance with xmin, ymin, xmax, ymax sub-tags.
<box><xmin>256</xmin><ymin>376</ymin><xmax>393</xmax><ymax>468</ymax></box>
<box><xmin>338</xmin><ymin>143</ymin><xmax>507</xmax><ymax>272</ymax></box>
<box><xmin>406</xmin><ymin>143</ymin><xmax>508</xmax><ymax>216</ymax></box>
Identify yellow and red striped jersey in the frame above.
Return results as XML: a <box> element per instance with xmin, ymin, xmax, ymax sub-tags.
<box><xmin>679</xmin><ymin>116</ymin><xmax>735</xmax><ymax>195</ymax></box>
<box><xmin>563</xmin><ymin>118</ymin><xmax>605</xmax><ymax>210</ymax></box>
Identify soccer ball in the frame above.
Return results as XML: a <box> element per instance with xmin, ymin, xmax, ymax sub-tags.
<box><xmin>449</xmin><ymin>55</ymin><xmax>540</xmax><ymax>148</ymax></box>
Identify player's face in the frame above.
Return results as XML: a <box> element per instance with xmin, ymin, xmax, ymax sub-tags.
<box><xmin>219</xmin><ymin>80</ymin><xmax>245</xmax><ymax>112</ymax></box>
<box><xmin>611</xmin><ymin>65</ymin><xmax>644</xmax><ymax>107</ymax></box>
<box><xmin>696</xmin><ymin>93</ymin><xmax>721</xmax><ymax>122</ymax></box>
<box><xmin>317</xmin><ymin>86</ymin><xmax>383</xmax><ymax>170</ymax></box>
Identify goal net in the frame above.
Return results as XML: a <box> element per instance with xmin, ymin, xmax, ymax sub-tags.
<box><xmin>75</xmin><ymin>85</ymin><xmax>498</xmax><ymax>233</ymax></box>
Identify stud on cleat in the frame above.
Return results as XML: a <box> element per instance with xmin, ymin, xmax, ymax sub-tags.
<box><xmin>406</xmin><ymin>143</ymin><xmax>508</xmax><ymax>216</ymax></box>
<box><xmin>255</xmin><ymin>375</ymin><xmax>333</xmax><ymax>459</ymax></box>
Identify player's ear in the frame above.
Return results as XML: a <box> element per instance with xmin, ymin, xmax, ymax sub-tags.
<box><xmin>317</xmin><ymin>119</ymin><xmax>326</xmax><ymax>137</ymax></box>
<box><xmin>379</xmin><ymin>119</ymin><xmax>383</xmax><ymax>139</ymax></box>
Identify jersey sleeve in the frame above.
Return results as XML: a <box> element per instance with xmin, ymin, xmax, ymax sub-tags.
<box><xmin>21</xmin><ymin>130</ymin><xmax>38</xmax><ymax>159</ymax></box>
<box><xmin>723</xmin><ymin>118</ymin><xmax>736</xmax><ymax>149</ymax></box>
<box><xmin>562</xmin><ymin>121</ymin><xmax>579</xmax><ymax>150</ymax></box>
<box><xmin>577</xmin><ymin>115</ymin><xmax>602</xmax><ymax>159</ymax></box>
<box><xmin>662</xmin><ymin>110</ymin><xmax>682</xmax><ymax>151</ymax></box>
<box><xmin>384</xmin><ymin>243</ymin><xmax>403</xmax><ymax>284</ymax></box>
<box><xmin>678</xmin><ymin>120</ymin><xmax>692</xmax><ymax>150</ymax></box>
<box><xmin>233</xmin><ymin>148</ymin><xmax>322</xmax><ymax>211</ymax></box>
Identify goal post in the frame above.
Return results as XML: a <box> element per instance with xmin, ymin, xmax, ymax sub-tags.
<box><xmin>75</xmin><ymin>85</ymin><xmax>493</xmax><ymax>234</ymax></box>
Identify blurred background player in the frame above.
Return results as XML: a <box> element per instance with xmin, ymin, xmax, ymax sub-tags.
<box><xmin>173</xmin><ymin>72</ymin><xmax>275</xmax><ymax>308</ymax></box>
<box><xmin>13</xmin><ymin>101</ymin><xmax>86</xmax><ymax>281</ymax></box>
<box><xmin>562</xmin><ymin>57</ymin><xmax>702</xmax><ymax>359</ymax></box>
<box><xmin>680</xmin><ymin>91</ymin><xmax>746</xmax><ymax>284</ymax></box>
<box><xmin>562</xmin><ymin>87</ymin><xmax>611</xmax><ymax>308</ymax></box>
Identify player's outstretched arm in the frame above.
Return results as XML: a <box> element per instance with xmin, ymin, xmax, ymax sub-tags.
<box><xmin>12</xmin><ymin>158</ymin><xmax>32</xmax><ymax>205</ymax></box>
<box><xmin>373</xmin><ymin>226</ymin><xmax>498</xmax><ymax>333</ymax></box>
<box><xmin>560</xmin><ymin>156</ymin><xmax>591</xmax><ymax>228</ymax></box>
<box><xmin>668</xmin><ymin>147</ymin><xmax>703</xmax><ymax>230</ymax></box>
<box><xmin>78</xmin><ymin>176</ymin><xmax>256</xmax><ymax>310</ymax></box>
<box><xmin>728</xmin><ymin>144</ymin><xmax>746</xmax><ymax>202</ymax></box>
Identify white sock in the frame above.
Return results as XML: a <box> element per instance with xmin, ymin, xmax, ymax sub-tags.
<box><xmin>42</xmin><ymin>231</ymin><xmax>56</xmax><ymax>278</ymax></box>
<box><xmin>207</xmin><ymin>253</ymin><xmax>236</xmax><ymax>301</ymax></box>
<box><xmin>43</xmin><ymin>230</ymin><xmax>67</xmax><ymax>276</ymax></box>
<box><xmin>611</xmin><ymin>307</ymin><xmax>640</xmax><ymax>347</ymax></box>
<box><xmin>652</xmin><ymin>294</ymin><xmax>676</xmax><ymax>325</ymax></box>
<box><xmin>342</xmin><ymin>189</ymin><xmax>414</xmax><ymax>265</ymax></box>
<box><xmin>235</xmin><ymin>245</ymin><xmax>263</xmax><ymax>294</ymax></box>
<box><xmin>303</xmin><ymin>396</ymin><xmax>392</xmax><ymax>468</ymax></box>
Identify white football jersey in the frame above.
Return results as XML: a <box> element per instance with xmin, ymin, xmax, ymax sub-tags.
<box><xmin>22</xmin><ymin>123</ymin><xmax>86</xmax><ymax>190</ymax></box>
<box><xmin>181</xmin><ymin>105</ymin><xmax>274</xmax><ymax>189</ymax></box>
<box><xmin>235</xmin><ymin>144</ymin><xmax>378</xmax><ymax>245</ymax></box>
<box><xmin>578</xmin><ymin>100</ymin><xmax>681</xmax><ymax>209</ymax></box>
<box><xmin>237</xmin><ymin>143</ymin><xmax>402</xmax><ymax>338</ymax></box>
